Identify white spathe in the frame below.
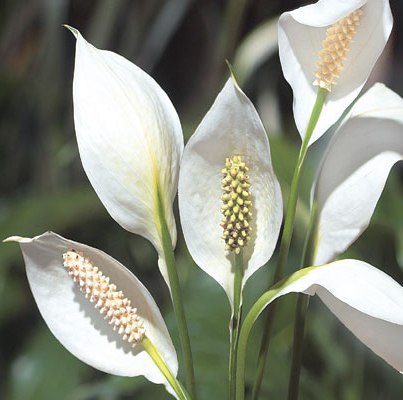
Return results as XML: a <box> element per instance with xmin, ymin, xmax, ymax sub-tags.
<box><xmin>260</xmin><ymin>260</ymin><xmax>403</xmax><ymax>372</ymax></box>
<box><xmin>7</xmin><ymin>232</ymin><xmax>178</xmax><ymax>393</ymax></box>
<box><xmin>178</xmin><ymin>77</ymin><xmax>283</xmax><ymax>308</ymax></box>
<box><xmin>68</xmin><ymin>27</ymin><xmax>183</xmax><ymax>285</ymax></box>
<box><xmin>278</xmin><ymin>0</ymin><xmax>393</xmax><ymax>145</ymax></box>
<box><xmin>313</xmin><ymin>83</ymin><xmax>403</xmax><ymax>265</ymax></box>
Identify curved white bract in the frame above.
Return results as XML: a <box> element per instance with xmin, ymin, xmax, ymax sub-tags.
<box><xmin>8</xmin><ymin>232</ymin><xmax>178</xmax><ymax>394</ymax></box>
<box><xmin>313</xmin><ymin>84</ymin><xmax>403</xmax><ymax>265</ymax></box>
<box><xmin>68</xmin><ymin>27</ymin><xmax>183</xmax><ymax>286</ymax></box>
<box><xmin>278</xmin><ymin>0</ymin><xmax>393</xmax><ymax>145</ymax></box>
<box><xmin>178</xmin><ymin>77</ymin><xmax>283</xmax><ymax>308</ymax></box>
<box><xmin>261</xmin><ymin>260</ymin><xmax>403</xmax><ymax>372</ymax></box>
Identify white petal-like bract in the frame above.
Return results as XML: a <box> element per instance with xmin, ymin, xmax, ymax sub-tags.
<box><xmin>313</xmin><ymin>84</ymin><xmax>403</xmax><ymax>265</ymax></box>
<box><xmin>9</xmin><ymin>232</ymin><xmax>178</xmax><ymax>391</ymax></box>
<box><xmin>260</xmin><ymin>260</ymin><xmax>403</xmax><ymax>372</ymax></box>
<box><xmin>178</xmin><ymin>78</ymin><xmax>283</xmax><ymax>307</ymax></box>
<box><xmin>69</xmin><ymin>27</ymin><xmax>183</xmax><ymax>283</ymax></box>
<box><xmin>278</xmin><ymin>0</ymin><xmax>393</xmax><ymax>145</ymax></box>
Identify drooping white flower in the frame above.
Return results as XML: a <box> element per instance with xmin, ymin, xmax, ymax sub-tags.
<box><xmin>248</xmin><ymin>259</ymin><xmax>403</xmax><ymax>372</ymax></box>
<box><xmin>5</xmin><ymin>232</ymin><xmax>178</xmax><ymax>394</ymax></box>
<box><xmin>67</xmin><ymin>27</ymin><xmax>183</xmax><ymax>285</ymax></box>
<box><xmin>312</xmin><ymin>83</ymin><xmax>403</xmax><ymax>265</ymax></box>
<box><xmin>278</xmin><ymin>0</ymin><xmax>393</xmax><ymax>145</ymax></box>
<box><xmin>178</xmin><ymin>77</ymin><xmax>283</xmax><ymax>308</ymax></box>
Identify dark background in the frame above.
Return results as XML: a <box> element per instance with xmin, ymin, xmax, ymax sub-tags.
<box><xmin>1</xmin><ymin>1</ymin><xmax>402</xmax><ymax>399</ymax></box>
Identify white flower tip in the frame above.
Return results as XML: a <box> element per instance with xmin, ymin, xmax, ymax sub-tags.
<box><xmin>3</xmin><ymin>235</ymin><xmax>32</xmax><ymax>243</ymax></box>
<box><xmin>225</xmin><ymin>59</ymin><xmax>233</xmax><ymax>72</ymax></box>
<box><xmin>225</xmin><ymin>64</ymin><xmax>243</xmax><ymax>94</ymax></box>
<box><xmin>63</xmin><ymin>24</ymin><xmax>79</xmax><ymax>39</ymax></box>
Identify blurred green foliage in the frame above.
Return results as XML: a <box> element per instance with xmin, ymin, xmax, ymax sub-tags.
<box><xmin>1</xmin><ymin>1</ymin><xmax>402</xmax><ymax>399</ymax></box>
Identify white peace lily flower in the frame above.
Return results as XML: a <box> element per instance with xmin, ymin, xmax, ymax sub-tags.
<box><xmin>252</xmin><ymin>260</ymin><xmax>403</xmax><ymax>372</ymax></box>
<box><xmin>312</xmin><ymin>83</ymin><xmax>403</xmax><ymax>265</ymax></box>
<box><xmin>178</xmin><ymin>77</ymin><xmax>283</xmax><ymax>308</ymax></box>
<box><xmin>68</xmin><ymin>27</ymin><xmax>183</xmax><ymax>285</ymax></box>
<box><xmin>278</xmin><ymin>0</ymin><xmax>393</xmax><ymax>145</ymax></box>
<box><xmin>5</xmin><ymin>232</ymin><xmax>179</xmax><ymax>396</ymax></box>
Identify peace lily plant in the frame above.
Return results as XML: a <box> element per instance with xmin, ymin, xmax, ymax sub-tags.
<box><xmin>4</xmin><ymin>1</ymin><xmax>403</xmax><ymax>400</ymax></box>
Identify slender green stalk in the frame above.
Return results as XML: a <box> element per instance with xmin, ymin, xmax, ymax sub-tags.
<box><xmin>299</xmin><ymin>202</ymin><xmax>318</xmax><ymax>270</ymax></box>
<box><xmin>287</xmin><ymin>295</ymin><xmax>309</xmax><ymax>400</ymax></box>
<box><xmin>236</xmin><ymin>267</ymin><xmax>317</xmax><ymax>400</ymax></box>
<box><xmin>229</xmin><ymin>251</ymin><xmax>244</xmax><ymax>399</ymax></box>
<box><xmin>287</xmin><ymin>202</ymin><xmax>318</xmax><ymax>400</ymax></box>
<box><xmin>142</xmin><ymin>336</ymin><xmax>191</xmax><ymax>400</ymax></box>
<box><xmin>156</xmin><ymin>188</ymin><xmax>196</xmax><ymax>399</ymax></box>
<box><xmin>252</xmin><ymin>88</ymin><xmax>327</xmax><ymax>400</ymax></box>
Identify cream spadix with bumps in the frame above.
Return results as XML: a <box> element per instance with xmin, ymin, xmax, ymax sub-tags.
<box><xmin>221</xmin><ymin>155</ymin><xmax>253</xmax><ymax>254</ymax></box>
<box><xmin>6</xmin><ymin>232</ymin><xmax>178</xmax><ymax>393</ymax></box>
<box><xmin>67</xmin><ymin>27</ymin><xmax>183</xmax><ymax>287</ymax></box>
<box><xmin>278</xmin><ymin>0</ymin><xmax>393</xmax><ymax>145</ymax></box>
<box><xmin>313</xmin><ymin>8</ymin><xmax>363</xmax><ymax>92</ymax></box>
<box><xmin>178</xmin><ymin>77</ymin><xmax>282</xmax><ymax>307</ymax></box>
<box><xmin>63</xmin><ymin>250</ymin><xmax>146</xmax><ymax>345</ymax></box>
<box><xmin>311</xmin><ymin>83</ymin><xmax>403</xmax><ymax>265</ymax></box>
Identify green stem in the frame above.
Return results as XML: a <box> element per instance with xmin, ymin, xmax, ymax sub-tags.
<box><xmin>142</xmin><ymin>336</ymin><xmax>191</xmax><ymax>400</ymax></box>
<box><xmin>229</xmin><ymin>251</ymin><xmax>244</xmax><ymax>399</ymax></box>
<box><xmin>252</xmin><ymin>88</ymin><xmax>327</xmax><ymax>400</ymax></box>
<box><xmin>236</xmin><ymin>267</ymin><xmax>317</xmax><ymax>400</ymax></box>
<box><xmin>287</xmin><ymin>202</ymin><xmax>318</xmax><ymax>400</ymax></box>
<box><xmin>300</xmin><ymin>202</ymin><xmax>319</xmax><ymax>271</ymax></box>
<box><xmin>287</xmin><ymin>295</ymin><xmax>309</xmax><ymax>400</ymax></box>
<box><xmin>156</xmin><ymin>189</ymin><xmax>196</xmax><ymax>399</ymax></box>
